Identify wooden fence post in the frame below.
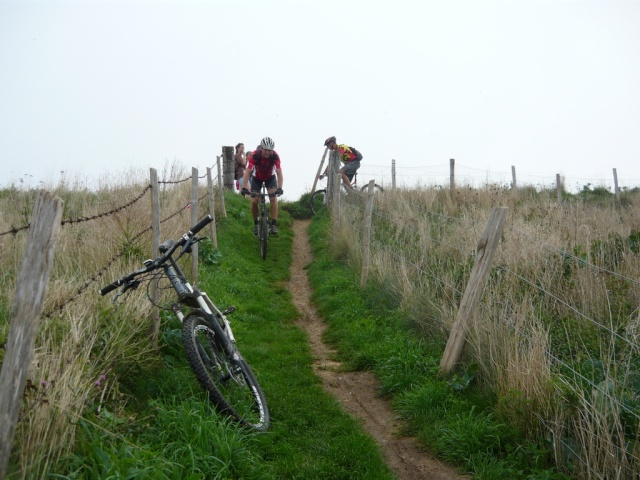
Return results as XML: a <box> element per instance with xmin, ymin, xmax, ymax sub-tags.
<box><xmin>511</xmin><ymin>166</ymin><xmax>517</xmax><ymax>200</ymax></box>
<box><xmin>391</xmin><ymin>159</ymin><xmax>396</xmax><ymax>190</ymax></box>
<box><xmin>361</xmin><ymin>180</ymin><xmax>376</xmax><ymax>287</ymax></box>
<box><xmin>556</xmin><ymin>174</ymin><xmax>563</xmax><ymax>204</ymax></box>
<box><xmin>191</xmin><ymin>167</ymin><xmax>199</xmax><ymax>284</ymax></box>
<box><xmin>613</xmin><ymin>168</ymin><xmax>620</xmax><ymax>202</ymax></box>
<box><xmin>149</xmin><ymin>168</ymin><xmax>161</xmax><ymax>343</ymax></box>
<box><xmin>0</xmin><ymin>191</ymin><xmax>63</xmax><ymax>479</ymax></box>
<box><xmin>312</xmin><ymin>148</ymin><xmax>328</xmax><ymax>194</ymax></box>
<box><xmin>222</xmin><ymin>146</ymin><xmax>235</xmax><ymax>190</ymax></box>
<box><xmin>449</xmin><ymin>158</ymin><xmax>455</xmax><ymax>193</ymax></box>
<box><xmin>216</xmin><ymin>156</ymin><xmax>227</xmax><ymax>218</ymax></box>
<box><xmin>326</xmin><ymin>150</ymin><xmax>339</xmax><ymax>206</ymax></box>
<box><xmin>439</xmin><ymin>206</ymin><xmax>508</xmax><ymax>375</ymax></box>
<box><xmin>206</xmin><ymin>167</ymin><xmax>218</xmax><ymax>248</ymax></box>
<box><xmin>332</xmin><ymin>165</ymin><xmax>341</xmax><ymax>230</ymax></box>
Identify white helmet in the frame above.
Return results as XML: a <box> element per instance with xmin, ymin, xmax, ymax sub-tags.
<box><xmin>260</xmin><ymin>137</ymin><xmax>275</xmax><ymax>149</ymax></box>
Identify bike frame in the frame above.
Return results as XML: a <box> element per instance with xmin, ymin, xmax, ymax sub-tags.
<box><xmin>100</xmin><ymin>214</ymin><xmax>269</xmax><ymax>430</ymax></box>
<box><xmin>252</xmin><ymin>183</ymin><xmax>273</xmax><ymax>259</ymax></box>
<box><xmin>163</xmin><ymin>253</ymin><xmax>237</xmax><ymax>345</ymax></box>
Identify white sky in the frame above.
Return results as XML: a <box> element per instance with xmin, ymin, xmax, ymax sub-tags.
<box><xmin>2</xmin><ymin>0</ymin><xmax>639</xmax><ymax>200</ymax></box>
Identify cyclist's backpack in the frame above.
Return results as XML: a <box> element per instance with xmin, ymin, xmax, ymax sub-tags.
<box><xmin>350</xmin><ymin>146</ymin><xmax>363</xmax><ymax>162</ymax></box>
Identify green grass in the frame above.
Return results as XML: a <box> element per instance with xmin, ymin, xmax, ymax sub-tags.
<box><xmin>15</xmin><ymin>191</ymin><xmax>571</xmax><ymax>479</ymax></box>
<box><xmin>306</xmin><ymin>212</ymin><xmax>573</xmax><ymax>480</ymax></box>
<box><xmin>44</xmin><ymin>193</ymin><xmax>394</xmax><ymax>480</ymax></box>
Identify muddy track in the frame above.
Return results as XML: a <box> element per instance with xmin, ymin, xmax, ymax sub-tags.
<box><xmin>286</xmin><ymin>219</ymin><xmax>468</xmax><ymax>480</ymax></box>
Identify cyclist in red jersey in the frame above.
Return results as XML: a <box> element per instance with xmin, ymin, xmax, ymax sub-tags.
<box><xmin>241</xmin><ymin>136</ymin><xmax>283</xmax><ymax>235</ymax></box>
<box><xmin>318</xmin><ymin>136</ymin><xmax>363</xmax><ymax>189</ymax></box>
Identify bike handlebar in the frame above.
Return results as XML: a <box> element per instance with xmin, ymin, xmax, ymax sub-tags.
<box><xmin>250</xmin><ymin>191</ymin><xmax>282</xmax><ymax>198</ymax></box>
<box><xmin>189</xmin><ymin>214</ymin><xmax>213</xmax><ymax>236</ymax></box>
<box><xmin>99</xmin><ymin>215</ymin><xmax>213</xmax><ymax>296</ymax></box>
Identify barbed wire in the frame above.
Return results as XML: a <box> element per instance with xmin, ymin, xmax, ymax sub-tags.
<box><xmin>0</xmin><ymin>185</ymin><xmax>151</xmax><ymax>237</ymax></box>
<box><xmin>158</xmin><ymin>172</ymin><xmax>209</xmax><ymax>185</ymax></box>
<box><xmin>40</xmin><ymin>192</ymin><xmax>210</xmax><ymax>319</ymax></box>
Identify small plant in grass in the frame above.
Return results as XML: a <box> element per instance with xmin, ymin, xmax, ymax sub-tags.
<box><xmin>197</xmin><ymin>237</ymin><xmax>222</xmax><ymax>265</ymax></box>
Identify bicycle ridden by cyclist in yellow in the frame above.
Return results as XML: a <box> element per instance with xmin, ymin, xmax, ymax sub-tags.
<box><xmin>241</xmin><ymin>136</ymin><xmax>283</xmax><ymax>236</ymax></box>
<box><xmin>319</xmin><ymin>136</ymin><xmax>363</xmax><ymax>189</ymax></box>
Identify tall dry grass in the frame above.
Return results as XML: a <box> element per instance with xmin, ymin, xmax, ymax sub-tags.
<box><xmin>0</xmin><ymin>163</ymin><xmax>213</xmax><ymax>478</ymax></box>
<box><xmin>335</xmin><ymin>184</ymin><xmax>640</xmax><ymax>478</ymax></box>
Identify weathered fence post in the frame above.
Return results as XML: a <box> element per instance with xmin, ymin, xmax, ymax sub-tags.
<box><xmin>216</xmin><ymin>156</ymin><xmax>227</xmax><ymax>218</ymax></box>
<box><xmin>222</xmin><ymin>146</ymin><xmax>235</xmax><ymax>190</ymax></box>
<box><xmin>391</xmin><ymin>159</ymin><xmax>396</xmax><ymax>190</ymax></box>
<box><xmin>449</xmin><ymin>158</ymin><xmax>455</xmax><ymax>193</ymax></box>
<box><xmin>312</xmin><ymin>148</ymin><xmax>329</xmax><ymax>195</ymax></box>
<box><xmin>613</xmin><ymin>168</ymin><xmax>620</xmax><ymax>202</ymax></box>
<box><xmin>326</xmin><ymin>150</ymin><xmax>339</xmax><ymax>206</ymax></box>
<box><xmin>191</xmin><ymin>167</ymin><xmax>199</xmax><ymax>284</ymax></box>
<box><xmin>332</xmin><ymin>164</ymin><xmax>341</xmax><ymax>230</ymax></box>
<box><xmin>556</xmin><ymin>174</ymin><xmax>563</xmax><ymax>204</ymax></box>
<box><xmin>0</xmin><ymin>191</ymin><xmax>63</xmax><ymax>479</ymax></box>
<box><xmin>511</xmin><ymin>165</ymin><xmax>518</xmax><ymax>200</ymax></box>
<box><xmin>149</xmin><ymin>168</ymin><xmax>161</xmax><ymax>343</ymax></box>
<box><xmin>439</xmin><ymin>206</ymin><xmax>508</xmax><ymax>375</ymax></box>
<box><xmin>361</xmin><ymin>180</ymin><xmax>376</xmax><ymax>287</ymax></box>
<box><xmin>206</xmin><ymin>167</ymin><xmax>218</xmax><ymax>248</ymax></box>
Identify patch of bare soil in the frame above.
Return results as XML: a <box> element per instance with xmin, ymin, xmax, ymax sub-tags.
<box><xmin>287</xmin><ymin>219</ymin><xmax>469</xmax><ymax>480</ymax></box>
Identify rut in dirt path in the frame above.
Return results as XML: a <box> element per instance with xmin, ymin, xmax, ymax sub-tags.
<box><xmin>286</xmin><ymin>219</ymin><xmax>469</xmax><ymax>480</ymax></box>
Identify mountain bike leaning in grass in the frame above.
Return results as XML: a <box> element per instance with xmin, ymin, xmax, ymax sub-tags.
<box><xmin>99</xmin><ymin>215</ymin><xmax>270</xmax><ymax>431</ymax></box>
<box><xmin>241</xmin><ymin>136</ymin><xmax>283</xmax><ymax>237</ymax></box>
<box><xmin>252</xmin><ymin>182</ymin><xmax>281</xmax><ymax>260</ymax></box>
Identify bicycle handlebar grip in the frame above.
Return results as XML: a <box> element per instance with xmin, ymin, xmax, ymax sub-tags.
<box><xmin>99</xmin><ymin>281</ymin><xmax>120</xmax><ymax>296</ymax></box>
<box><xmin>189</xmin><ymin>215</ymin><xmax>213</xmax><ymax>236</ymax></box>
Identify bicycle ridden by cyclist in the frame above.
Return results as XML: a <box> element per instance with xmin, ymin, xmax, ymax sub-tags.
<box><xmin>318</xmin><ymin>136</ymin><xmax>363</xmax><ymax>189</ymax></box>
<box><xmin>241</xmin><ymin>137</ymin><xmax>283</xmax><ymax>235</ymax></box>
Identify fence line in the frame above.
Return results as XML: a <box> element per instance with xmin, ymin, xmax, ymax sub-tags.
<box><xmin>1</xmin><ymin>162</ymin><xmax>227</xmax><ymax>318</ymax></box>
<box><xmin>351</xmin><ymin>158</ymin><xmax>640</xmax><ymax>198</ymax></box>
<box><xmin>322</xmin><ymin>162</ymin><xmax>640</xmax><ymax>477</ymax></box>
<box><xmin>0</xmin><ymin>159</ymin><xmax>230</xmax><ymax>468</ymax></box>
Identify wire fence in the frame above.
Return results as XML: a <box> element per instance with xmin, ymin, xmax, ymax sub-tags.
<box><xmin>0</xmin><ymin>163</ymin><xmax>224</xmax><ymax>478</ymax></box>
<box><xmin>353</xmin><ymin>160</ymin><xmax>640</xmax><ymax>196</ymax></box>
<box><xmin>326</xmin><ymin>175</ymin><xmax>640</xmax><ymax>478</ymax></box>
<box><xmin>3</xmin><ymin>154</ymin><xmax>640</xmax><ymax>477</ymax></box>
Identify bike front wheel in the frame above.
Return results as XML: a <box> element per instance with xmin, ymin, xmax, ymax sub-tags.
<box><xmin>182</xmin><ymin>312</ymin><xmax>270</xmax><ymax>431</ymax></box>
<box><xmin>259</xmin><ymin>214</ymin><xmax>269</xmax><ymax>260</ymax></box>
<box><xmin>309</xmin><ymin>189</ymin><xmax>327</xmax><ymax>215</ymax></box>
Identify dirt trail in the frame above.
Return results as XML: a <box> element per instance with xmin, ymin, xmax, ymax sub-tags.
<box><xmin>286</xmin><ymin>219</ymin><xmax>468</xmax><ymax>480</ymax></box>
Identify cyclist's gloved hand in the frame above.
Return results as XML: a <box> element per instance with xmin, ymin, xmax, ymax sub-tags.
<box><xmin>275</xmin><ymin>187</ymin><xmax>283</xmax><ymax>196</ymax></box>
<box><xmin>241</xmin><ymin>188</ymin><xmax>250</xmax><ymax>196</ymax></box>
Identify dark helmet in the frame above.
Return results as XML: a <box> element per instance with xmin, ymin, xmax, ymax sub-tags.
<box><xmin>324</xmin><ymin>136</ymin><xmax>336</xmax><ymax>147</ymax></box>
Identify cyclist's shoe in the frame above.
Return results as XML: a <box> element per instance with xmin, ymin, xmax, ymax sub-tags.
<box><xmin>253</xmin><ymin>224</ymin><xmax>259</xmax><ymax>236</ymax></box>
<box><xmin>269</xmin><ymin>224</ymin><xmax>278</xmax><ymax>236</ymax></box>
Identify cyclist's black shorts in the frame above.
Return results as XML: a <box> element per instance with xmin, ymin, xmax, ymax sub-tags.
<box><xmin>342</xmin><ymin>160</ymin><xmax>360</xmax><ymax>178</ymax></box>
<box><xmin>250</xmin><ymin>175</ymin><xmax>277</xmax><ymax>192</ymax></box>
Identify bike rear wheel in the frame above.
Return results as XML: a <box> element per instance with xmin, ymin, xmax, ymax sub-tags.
<box><xmin>182</xmin><ymin>312</ymin><xmax>270</xmax><ymax>431</ymax></box>
<box><xmin>359</xmin><ymin>183</ymin><xmax>384</xmax><ymax>193</ymax></box>
<box><xmin>259</xmin><ymin>213</ymin><xmax>269</xmax><ymax>260</ymax></box>
<box><xmin>309</xmin><ymin>189</ymin><xmax>327</xmax><ymax>215</ymax></box>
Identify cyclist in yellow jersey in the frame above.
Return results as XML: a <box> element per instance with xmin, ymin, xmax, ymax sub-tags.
<box><xmin>318</xmin><ymin>136</ymin><xmax>363</xmax><ymax>189</ymax></box>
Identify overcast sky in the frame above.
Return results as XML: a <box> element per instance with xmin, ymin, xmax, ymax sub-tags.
<box><xmin>2</xmin><ymin>0</ymin><xmax>639</xmax><ymax>199</ymax></box>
